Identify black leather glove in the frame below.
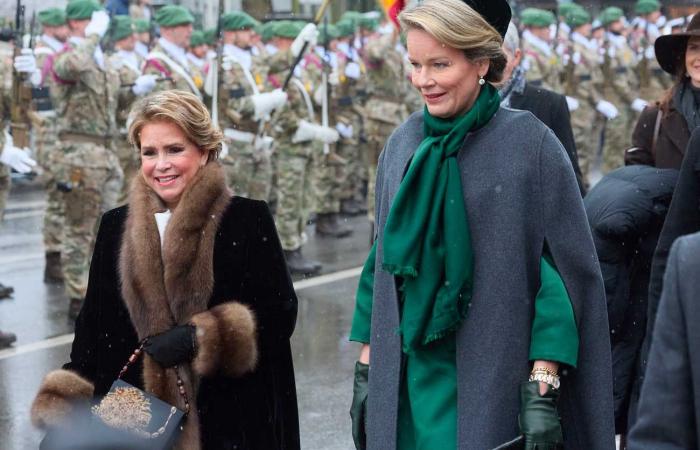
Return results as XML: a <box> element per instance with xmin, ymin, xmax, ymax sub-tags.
<box><xmin>519</xmin><ymin>381</ymin><xmax>564</xmax><ymax>450</ymax></box>
<box><xmin>143</xmin><ymin>324</ymin><xmax>197</xmax><ymax>368</ymax></box>
<box><xmin>350</xmin><ymin>361</ymin><xmax>369</xmax><ymax>450</ymax></box>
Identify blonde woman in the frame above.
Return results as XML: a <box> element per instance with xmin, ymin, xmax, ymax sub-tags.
<box><xmin>349</xmin><ymin>1</ymin><xmax>615</xmax><ymax>449</ymax></box>
<box><xmin>30</xmin><ymin>91</ymin><xmax>300</xmax><ymax>450</ymax></box>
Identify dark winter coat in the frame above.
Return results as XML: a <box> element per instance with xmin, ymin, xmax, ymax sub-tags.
<box><xmin>627</xmin><ymin>232</ymin><xmax>700</xmax><ymax>449</ymax></box>
<box><xmin>583</xmin><ymin>165</ymin><xmax>678</xmax><ymax>434</ymax></box>
<box><xmin>625</xmin><ymin>102</ymin><xmax>690</xmax><ymax>170</ymax></box>
<box><xmin>30</xmin><ymin>164</ymin><xmax>300</xmax><ymax>450</ymax></box>
<box><xmin>509</xmin><ymin>82</ymin><xmax>586</xmax><ymax>196</ymax></box>
<box><xmin>629</xmin><ymin>128</ymin><xmax>700</xmax><ymax>428</ymax></box>
<box><xmin>368</xmin><ymin>107</ymin><xmax>615</xmax><ymax>449</ymax></box>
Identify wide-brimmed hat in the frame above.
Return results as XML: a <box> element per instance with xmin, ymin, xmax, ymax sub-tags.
<box><xmin>655</xmin><ymin>14</ymin><xmax>700</xmax><ymax>75</ymax></box>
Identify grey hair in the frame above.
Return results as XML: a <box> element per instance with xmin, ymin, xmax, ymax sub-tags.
<box><xmin>503</xmin><ymin>22</ymin><xmax>520</xmax><ymax>53</ymax></box>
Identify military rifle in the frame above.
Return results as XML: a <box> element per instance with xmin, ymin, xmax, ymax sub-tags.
<box><xmin>10</xmin><ymin>0</ymin><xmax>34</xmax><ymax>150</ymax></box>
<box><xmin>211</xmin><ymin>0</ymin><xmax>224</xmax><ymax>127</ymax></box>
<box><xmin>321</xmin><ymin>13</ymin><xmax>330</xmax><ymax>155</ymax></box>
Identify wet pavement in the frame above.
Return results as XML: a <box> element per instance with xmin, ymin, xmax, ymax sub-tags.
<box><xmin>0</xmin><ymin>178</ymin><xmax>371</xmax><ymax>450</ymax></box>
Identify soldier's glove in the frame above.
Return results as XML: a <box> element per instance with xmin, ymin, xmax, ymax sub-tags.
<box><xmin>519</xmin><ymin>381</ymin><xmax>564</xmax><ymax>450</ymax></box>
<box><xmin>85</xmin><ymin>10</ymin><xmax>110</xmax><ymax>38</ymax></box>
<box><xmin>252</xmin><ymin>89</ymin><xmax>287</xmax><ymax>120</ymax></box>
<box><xmin>143</xmin><ymin>324</ymin><xmax>197</xmax><ymax>368</ymax></box>
<box><xmin>596</xmin><ymin>100</ymin><xmax>619</xmax><ymax>120</ymax></box>
<box><xmin>350</xmin><ymin>361</ymin><xmax>369</xmax><ymax>450</ymax></box>
<box><xmin>631</xmin><ymin>98</ymin><xmax>648</xmax><ymax>113</ymax></box>
<box><xmin>14</xmin><ymin>49</ymin><xmax>42</xmax><ymax>86</ymax></box>
<box><xmin>291</xmin><ymin>23</ymin><xmax>318</xmax><ymax>57</ymax></box>
<box><xmin>292</xmin><ymin>120</ymin><xmax>339</xmax><ymax>144</ymax></box>
<box><xmin>336</xmin><ymin>123</ymin><xmax>354</xmax><ymax>139</ymax></box>
<box><xmin>132</xmin><ymin>74</ymin><xmax>158</xmax><ymax>96</ymax></box>
<box><xmin>565</xmin><ymin>96</ymin><xmax>579</xmax><ymax>113</ymax></box>
<box><xmin>345</xmin><ymin>62</ymin><xmax>361</xmax><ymax>80</ymax></box>
<box><xmin>1</xmin><ymin>135</ymin><xmax>36</xmax><ymax>174</ymax></box>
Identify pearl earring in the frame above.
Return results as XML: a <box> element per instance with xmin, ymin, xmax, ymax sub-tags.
<box><xmin>478</xmin><ymin>76</ymin><xmax>486</xmax><ymax>86</ymax></box>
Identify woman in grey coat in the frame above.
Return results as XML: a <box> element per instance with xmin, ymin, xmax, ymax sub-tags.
<box><xmin>348</xmin><ymin>0</ymin><xmax>615</xmax><ymax>449</ymax></box>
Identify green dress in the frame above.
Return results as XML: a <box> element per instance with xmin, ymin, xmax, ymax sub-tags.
<box><xmin>350</xmin><ymin>248</ymin><xmax>579</xmax><ymax>449</ymax></box>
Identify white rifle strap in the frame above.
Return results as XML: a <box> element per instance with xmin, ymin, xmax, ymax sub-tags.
<box><xmin>148</xmin><ymin>51</ymin><xmax>203</xmax><ymax>99</ymax></box>
<box><xmin>290</xmin><ymin>78</ymin><xmax>315</xmax><ymax>122</ymax></box>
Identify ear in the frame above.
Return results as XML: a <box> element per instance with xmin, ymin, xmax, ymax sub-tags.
<box><xmin>477</xmin><ymin>59</ymin><xmax>490</xmax><ymax>78</ymax></box>
<box><xmin>199</xmin><ymin>148</ymin><xmax>209</xmax><ymax>166</ymax></box>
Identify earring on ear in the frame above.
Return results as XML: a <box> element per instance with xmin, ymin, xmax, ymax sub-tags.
<box><xmin>478</xmin><ymin>76</ymin><xmax>486</xmax><ymax>86</ymax></box>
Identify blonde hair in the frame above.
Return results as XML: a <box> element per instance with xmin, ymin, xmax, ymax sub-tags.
<box><xmin>128</xmin><ymin>90</ymin><xmax>223</xmax><ymax>162</ymax></box>
<box><xmin>399</xmin><ymin>0</ymin><xmax>507</xmax><ymax>83</ymax></box>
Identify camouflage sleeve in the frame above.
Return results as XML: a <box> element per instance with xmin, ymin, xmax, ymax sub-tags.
<box><xmin>53</xmin><ymin>35</ymin><xmax>100</xmax><ymax>82</ymax></box>
<box><xmin>221</xmin><ymin>65</ymin><xmax>255</xmax><ymax>125</ymax></box>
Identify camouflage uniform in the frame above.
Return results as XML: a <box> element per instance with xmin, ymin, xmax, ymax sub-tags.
<box><xmin>52</xmin><ymin>35</ymin><xmax>123</xmax><ymax>303</ymax></box>
<box><xmin>0</xmin><ymin>55</ymin><xmax>11</xmax><ymax>221</ymax></box>
<box><xmin>218</xmin><ymin>48</ymin><xmax>272</xmax><ymax>201</ymax></box>
<box><xmin>362</xmin><ymin>33</ymin><xmax>409</xmax><ymax>222</ymax></box>
<box><xmin>109</xmin><ymin>50</ymin><xmax>142</xmax><ymax>202</ymax></box>
<box><xmin>563</xmin><ymin>32</ymin><xmax>606</xmax><ymax>183</ymax></box>
<box><xmin>601</xmin><ymin>33</ymin><xmax>638</xmax><ymax>174</ymax></box>
<box><xmin>521</xmin><ymin>29</ymin><xmax>562</xmax><ymax>92</ymax></box>
<box><xmin>268</xmin><ymin>50</ymin><xmax>319</xmax><ymax>251</ymax></box>
<box><xmin>633</xmin><ymin>24</ymin><xmax>672</xmax><ymax>102</ymax></box>
<box><xmin>144</xmin><ymin>38</ymin><xmax>204</xmax><ymax>98</ymax></box>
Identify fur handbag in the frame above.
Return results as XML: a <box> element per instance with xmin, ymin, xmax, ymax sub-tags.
<box><xmin>40</xmin><ymin>343</ymin><xmax>186</xmax><ymax>450</ymax></box>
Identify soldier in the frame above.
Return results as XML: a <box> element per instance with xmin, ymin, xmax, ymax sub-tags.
<box><xmin>267</xmin><ymin>21</ymin><xmax>339</xmax><ymax>274</ymax></box>
<box><xmin>186</xmin><ymin>30</ymin><xmax>208</xmax><ymax>70</ymax></box>
<box><xmin>221</xmin><ymin>11</ymin><xmax>259</xmax><ymax>71</ymax></box>
<box><xmin>33</xmin><ymin>7</ymin><xmax>69</xmax><ymax>283</ymax></box>
<box><xmin>632</xmin><ymin>0</ymin><xmax>673</xmax><ymax>102</ymax></box>
<box><xmin>361</xmin><ymin>19</ymin><xmax>410</xmax><ymax>227</ymax></box>
<box><xmin>562</xmin><ymin>7</ymin><xmax>611</xmax><ymax>185</ymax></box>
<box><xmin>216</xmin><ymin>11</ymin><xmax>285</xmax><ymax>201</ymax></box>
<box><xmin>143</xmin><ymin>5</ymin><xmax>203</xmax><ymax>98</ymax></box>
<box><xmin>520</xmin><ymin>8</ymin><xmax>562</xmax><ymax>92</ymax></box>
<box><xmin>108</xmin><ymin>16</ymin><xmax>153</xmax><ymax>201</ymax></box>
<box><xmin>132</xmin><ymin>18</ymin><xmax>151</xmax><ymax>59</ymax></box>
<box><xmin>600</xmin><ymin>7</ymin><xmax>649</xmax><ymax>174</ymax></box>
<box><xmin>51</xmin><ymin>0</ymin><xmax>124</xmax><ymax>318</ymax></box>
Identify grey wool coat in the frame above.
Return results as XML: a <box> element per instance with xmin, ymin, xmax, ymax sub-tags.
<box><xmin>367</xmin><ymin>107</ymin><xmax>616</xmax><ymax>449</ymax></box>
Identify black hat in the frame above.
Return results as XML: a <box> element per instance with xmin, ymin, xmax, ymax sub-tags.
<box><xmin>462</xmin><ymin>0</ymin><xmax>512</xmax><ymax>38</ymax></box>
<box><xmin>655</xmin><ymin>14</ymin><xmax>700</xmax><ymax>75</ymax></box>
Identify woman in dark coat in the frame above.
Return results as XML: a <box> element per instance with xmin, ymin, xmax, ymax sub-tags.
<box><xmin>348</xmin><ymin>1</ymin><xmax>614</xmax><ymax>449</ymax></box>
<box><xmin>625</xmin><ymin>14</ymin><xmax>700</xmax><ymax>169</ymax></box>
<box><xmin>29</xmin><ymin>91</ymin><xmax>300</xmax><ymax>450</ymax></box>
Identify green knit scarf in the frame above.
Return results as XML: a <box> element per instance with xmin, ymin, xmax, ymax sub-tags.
<box><xmin>383</xmin><ymin>84</ymin><xmax>500</xmax><ymax>353</ymax></box>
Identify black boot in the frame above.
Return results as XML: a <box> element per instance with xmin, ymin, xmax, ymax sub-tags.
<box><xmin>340</xmin><ymin>199</ymin><xmax>361</xmax><ymax>216</ymax></box>
<box><xmin>284</xmin><ymin>248</ymin><xmax>322</xmax><ymax>276</ymax></box>
<box><xmin>0</xmin><ymin>330</ymin><xmax>16</xmax><ymax>349</ymax></box>
<box><xmin>44</xmin><ymin>251</ymin><xmax>64</xmax><ymax>283</ymax></box>
<box><xmin>0</xmin><ymin>282</ymin><xmax>14</xmax><ymax>300</ymax></box>
<box><xmin>316</xmin><ymin>213</ymin><xmax>353</xmax><ymax>238</ymax></box>
<box><xmin>68</xmin><ymin>298</ymin><xmax>83</xmax><ymax>320</ymax></box>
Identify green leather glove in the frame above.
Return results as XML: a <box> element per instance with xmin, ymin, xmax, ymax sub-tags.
<box><xmin>518</xmin><ymin>381</ymin><xmax>564</xmax><ymax>450</ymax></box>
<box><xmin>350</xmin><ymin>361</ymin><xmax>369</xmax><ymax>450</ymax></box>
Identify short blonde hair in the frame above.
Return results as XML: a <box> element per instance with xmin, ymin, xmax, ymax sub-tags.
<box><xmin>399</xmin><ymin>0</ymin><xmax>507</xmax><ymax>83</ymax></box>
<box><xmin>128</xmin><ymin>90</ymin><xmax>223</xmax><ymax>162</ymax></box>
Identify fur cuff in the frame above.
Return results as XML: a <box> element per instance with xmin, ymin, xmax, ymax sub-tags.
<box><xmin>190</xmin><ymin>302</ymin><xmax>258</xmax><ymax>377</ymax></box>
<box><xmin>30</xmin><ymin>369</ymin><xmax>94</xmax><ymax>429</ymax></box>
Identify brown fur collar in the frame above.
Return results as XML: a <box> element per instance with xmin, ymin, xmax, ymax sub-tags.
<box><xmin>119</xmin><ymin>162</ymin><xmax>231</xmax><ymax>450</ymax></box>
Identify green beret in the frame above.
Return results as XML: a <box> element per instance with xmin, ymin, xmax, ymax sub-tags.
<box><xmin>565</xmin><ymin>6</ymin><xmax>591</xmax><ymax>28</ymax></box>
<box><xmin>38</xmin><ymin>8</ymin><xmax>66</xmax><ymax>27</ymax></box>
<box><xmin>133</xmin><ymin>18</ymin><xmax>150</xmax><ymax>33</ymax></box>
<box><xmin>635</xmin><ymin>0</ymin><xmax>661</xmax><ymax>15</ymax></box>
<box><xmin>318</xmin><ymin>24</ymin><xmax>340</xmax><ymax>44</ymax></box>
<box><xmin>221</xmin><ymin>11</ymin><xmax>258</xmax><ymax>31</ymax></box>
<box><xmin>155</xmin><ymin>5</ymin><xmax>194</xmax><ymax>27</ymax></box>
<box><xmin>271</xmin><ymin>21</ymin><xmax>302</xmax><ymax>39</ymax></box>
<box><xmin>520</xmin><ymin>8</ymin><xmax>556</xmax><ymax>28</ymax></box>
<box><xmin>600</xmin><ymin>7</ymin><xmax>624</xmax><ymax>26</ymax></box>
<box><xmin>257</xmin><ymin>22</ymin><xmax>276</xmax><ymax>42</ymax></box>
<box><xmin>110</xmin><ymin>16</ymin><xmax>133</xmax><ymax>42</ymax></box>
<box><xmin>203</xmin><ymin>28</ymin><xmax>218</xmax><ymax>45</ymax></box>
<box><xmin>335</xmin><ymin>20</ymin><xmax>355</xmax><ymax>38</ymax></box>
<box><xmin>340</xmin><ymin>11</ymin><xmax>362</xmax><ymax>24</ymax></box>
<box><xmin>65</xmin><ymin>0</ymin><xmax>102</xmax><ymax>21</ymax></box>
<box><xmin>557</xmin><ymin>2</ymin><xmax>578</xmax><ymax>17</ymax></box>
<box><xmin>358</xmin><ymin>16</ymin><xmax>379</xmax><ymax>31</ymax></box>
<box><xmin>190</xmin><ymin>30</ymin><xmax>206</xmax><ymax>47</ymax></box>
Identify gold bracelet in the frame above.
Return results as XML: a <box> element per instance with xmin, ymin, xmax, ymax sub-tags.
<box><xmin>531</xmin><ymin>366</ymin><xmax>558</xmax><ymax>377</ymax></box>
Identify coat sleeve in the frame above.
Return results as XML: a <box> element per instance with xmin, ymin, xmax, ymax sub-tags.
<box><xmin>626</xmin><ymin>105</ymin><xmax>659</xmax><ymax>166</ymax></box>
<box><xmin>627</xmin><ymin>237</ymin><xmax>697</xmax><ymax>449</ymax></box>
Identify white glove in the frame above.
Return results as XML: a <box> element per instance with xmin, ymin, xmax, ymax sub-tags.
<box><xmin>336</xmin><ymin>122</ymin><xmax>354</xmax><ymax>139</ymax></box>
<box><xmin>631</xmin><ymin>98</ymin><xmax>648</xmax><ymax>113</ymax></box>
<box><xmin>565</xmin><ymin>96</ymin><xmax>580</xmax><ymax>113</ymax></box>
<box><xmin>1</xmin><ymin>141</ymin><xmax>36</xmax><ymax>174</ymax></box>
<box><xmin>252</xmin><ymin>89</ymin><xmax>288</xmax><ymax>120</ymax></box>
<box><xmin>132</xmin><ymin>74</ymin><xmax>158</xmax><ymax>96</ymax></box>
<box><xmin>644</xmin><ymin>46</ymin><xmax>655</xmax><ymax>60</ymax></box>
<box><xmin>313</xmin><ymin>84</ymin><xmax>326</xmax><ymax>106</ymax></box>
<box><xmin>291</xmin><ymin>23</ymin><xmax>318</xmax><ymax>58</ymax></box>
<box><xmin>292</xmin><ymin>120</ymin><xmax>339</xmax><ymax>144</ymax></box>
<box><xmin>345</xmin><ymin>62</ymin><xmax>361</xmax><ymax>79</ymax></box>
<box><xmin>328</xmin><ymin>69</ymin><xmax>340</xmax><ymax>86</ymax></box>
<box><xmin>596</xmin><ymin>100</ymin><xmax>619</xmax><ymax>120</ymax></box>
<box><xmin>85</xmin><ymin>10</ymin><xmax>110</xmax><ymax>38</ymax></box>
<box><xmin>13</xmin><ymin>48</ymin><xmax>36</xmax><ymax>73</ymax></box>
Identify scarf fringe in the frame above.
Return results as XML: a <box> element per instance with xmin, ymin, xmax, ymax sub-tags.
<box><xmin>382</xmin><ymin>263</ymin><xmax>418</xmax><ymax>278</ymax></box>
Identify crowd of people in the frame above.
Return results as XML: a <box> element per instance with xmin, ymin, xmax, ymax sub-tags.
<box><xmin>0</xmin><ymin>0</ymin><xmax>698</xmax><ymax>448</ymax></box>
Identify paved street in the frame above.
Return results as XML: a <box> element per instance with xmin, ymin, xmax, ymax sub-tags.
<box><xmin>0</xmin><ymin>177</ymin><xmax>370</xmax><ymax>450</ymax></box>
